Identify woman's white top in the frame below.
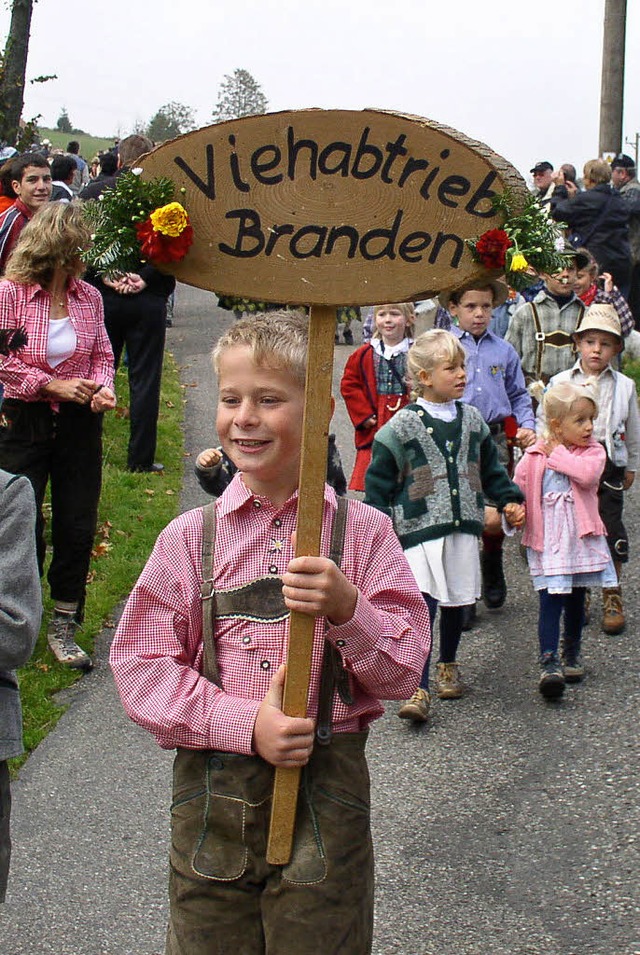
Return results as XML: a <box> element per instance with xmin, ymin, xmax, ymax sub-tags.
<box><xmin>47</xmin><ymin>317</ymin><xmax>77</xmax><ymax>368</ymax></box>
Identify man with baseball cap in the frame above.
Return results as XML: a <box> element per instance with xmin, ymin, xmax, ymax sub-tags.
<box><xmin>530</xmin><ymin>161</ymin><xmax>568</xmax><ymax>210</ymax></box>
<box><xmin>611</xmin><ymin>155</ymin><xmax>640</xmax><ymax>325</ymax></box>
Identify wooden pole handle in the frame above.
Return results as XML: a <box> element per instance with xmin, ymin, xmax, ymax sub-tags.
<box><xmin>266</xmin><ymin>304</ymin><xmax>336</xmax><ymax>865</ymax></box>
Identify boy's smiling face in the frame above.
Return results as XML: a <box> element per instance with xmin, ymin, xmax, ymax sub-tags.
<box><xmin>216</xmin><ymin>345</ymin><xmax>305</xmax><ymax>506</ymax></box>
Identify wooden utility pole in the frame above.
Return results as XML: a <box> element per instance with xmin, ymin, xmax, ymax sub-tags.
<box><xmin>599</xmin><ymin>0</ymin><xmax>627</xmax><ymax>157</ymax></box>
<box><xmin>0</xmin><ymin>0</ymin><xmax>34</xmax><ymax>146</ymax></box>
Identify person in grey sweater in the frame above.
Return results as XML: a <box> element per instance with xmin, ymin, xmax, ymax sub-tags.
<box><xmin>0</xmin><ymin>468</ymin><xmax>41</xmax><ymax>902</ymax></box>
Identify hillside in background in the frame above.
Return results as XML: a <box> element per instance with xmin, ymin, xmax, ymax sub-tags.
<box><xmin>39</xmin><ymin>128</ymin><xmax>116</xmax><ymax>159</ymax></box>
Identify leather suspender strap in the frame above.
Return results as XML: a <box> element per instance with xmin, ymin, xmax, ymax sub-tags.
<box><xmin>199</xmin><ymin>497</ymin><xmax>352</xmax><ymax>741</ymax></box>
<box><xmin>530</xmin><ymin>303</ymin><xmax>544</xmax><ymax>383</ymax></box>
<box><xmin>530</xmin><ymin>302</ymin><xmax>585</xmax><ymax>382</ymax></box>
<box><xmin>200</xmin><ymin>501</ymin><xmax>221</xmax><ymax>687</ymax></box>
<box><xmin>316</xmin><ymin>495</ymin><xmax>351</xmax><ymax>745</ymax></box>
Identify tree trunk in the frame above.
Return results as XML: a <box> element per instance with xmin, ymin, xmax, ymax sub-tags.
<box><xmin>599</xmin><ymin>0</ymin><xmax>627</xmax><ymax>157</ymax></box>
<box><xmin>0</xmin><ymin>0</ymin><xmax>34</xmax><ymax>146</ymax></box>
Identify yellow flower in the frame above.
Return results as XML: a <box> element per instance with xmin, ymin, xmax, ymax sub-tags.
<box><xmin>510</xmin><ymin>252</ymin><xmax>529</xmax><ymax>272</ymax></box>
<box><xmin>150</xmin><ymin>202</ymin><xmax>189</xmax><ymax>237</ymax></box>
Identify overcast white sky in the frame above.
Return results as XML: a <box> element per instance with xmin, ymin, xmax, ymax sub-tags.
<box><xmin>2</xmin><ymin>0</ymin><xmax>638</xmax><ymax>181</ymax></box>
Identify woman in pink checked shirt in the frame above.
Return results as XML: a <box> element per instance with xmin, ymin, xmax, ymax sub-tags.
<box><xmin>0</xmin><ymin>201</ymin><xmax>115</xmax><ymax>671</ymax></box>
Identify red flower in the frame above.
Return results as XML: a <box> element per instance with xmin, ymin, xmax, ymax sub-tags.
<box><xmin>475</xmin><ymin>229</ymin><xmax>512</xmax><ymax>270</ymax></box>
<box><xmin>135</xmin><ymin>218</ymin><xmax>193</xmax><ymax>264</ymax></box>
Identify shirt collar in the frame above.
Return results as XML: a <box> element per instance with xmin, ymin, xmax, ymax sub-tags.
<box><xmin>13</xmin><ymin>198</ymin><xmax>34</xmax><ymax>219</ymax></box>
<box><xmin>24</xmin><ymin>276</ymin><xmax>83</xmax><ymax>303</ymax></box>
<box><xmin>216</xmin><ymin>471</ymin><xmax>337</xmax><ymax>518</ymax></box>
<box><xmin>536</xmin><ymin>287</ymin><xmax>578</xmax><ymax>308</ymax></box>
<box><xmin>371</xmin><ymin>336</ymin><xmax>411</xmax><ymax>358</ymax></box>
<box><xmin>451</xmin><ymin>325</ymin><xmax>493</xmax><ymax>344</ymax></box>
<box><xmin>570</xmin><ymin>358</ymin><xmax>615</xmax><ymax>380</ymax></box>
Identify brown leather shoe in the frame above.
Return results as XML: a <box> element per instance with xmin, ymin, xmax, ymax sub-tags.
<box><xmin>398</xmin><ymin>688</ymin><xmax>431</xmax><ymax>722</ymax></box>
<box><xmin>602</xmin><ymin>586</ymin><xmax>625</xmax><ymax>635</ymax></box>
<box><xmin>435</xmin><ymin>662</ymin><xmax>463</xmax><ymax>699</ymax></box>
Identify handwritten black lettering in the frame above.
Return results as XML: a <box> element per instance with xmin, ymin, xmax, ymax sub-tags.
<box><xmin>465</xmin><ymin>171</ymin><xmax>499</xmax><ymax>218</ymax></box>
<box><xmin>173</xmin><ymin>145</ymin><xmax>215</xmax><ymax>200</ymax></box>
<box><xmin>228</xmin><ymin>135</ymin><xmax>250</xmax><ymax>193</ymax></box>
<box><xmin>398</xmin><ymin>231</ymin><xmax>431</xmax><ymax>262</ymax></box>
<box><xmin>359</xmin><ymin>209</ymin><xmax>403</xmax><ymax>260</ymax></box>
<box><xmin>351</xmin><ymin>127</ymin><xmax>383</xmax><ymax>180</ymax></box>
<box><xmin>318</xmin><ymin>141</ymin><xmax>351</xmax><ymax>177</ymax></box>
<box><xmin>437</xmin><ymin>175</ymin><xmax>471</xmax><ymax>208</ymax></box>
<box><xmin>325</xmin><ymin>224</ymin><xmax>359</xmax><ymax>258</ymax></box>
<box><xmin>429</xmin><ymin>232</ymin><xmax>464</xmax><ymax>267</ymax></box>
<box><xmin>290</xmin><ymin>225</ymin><xmax>328</xmax><ymax>259</ymax></box>
<box><xmin>218</xmin><ymin>209</ymin><xmax>264</xmax><ymax>256</ymax></box>
<box><xmin>287</xmin><ymin>127</ymin><xmax>318</xmax><ymax>181</ymax></box>
<box><xmin>250</xmin><ymin>145</ymin><xmax>283</xmax><ymax>185</ymax></box>
<box><xmin>380</xmin><ymin>134</ymin><xmax>408</xmax><ymax>183</ymax></box>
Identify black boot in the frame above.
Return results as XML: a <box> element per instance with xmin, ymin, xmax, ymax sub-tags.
<box><xmin>481</xmin><ymin>548</ymin><xmax>506</xmax><ymax>609</ymax></box>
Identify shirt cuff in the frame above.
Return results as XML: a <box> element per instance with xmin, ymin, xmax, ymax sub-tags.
<box><xmin>208</xmin><ymin>693</ymin><xmax>262</xmax><ymax>755</ymax></box>
<box><xmin>326</xmin><ymin>591</ymin><xmax>386</xmax><ymax>662</ymax></box>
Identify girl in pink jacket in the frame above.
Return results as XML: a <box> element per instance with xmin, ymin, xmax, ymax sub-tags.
<box><xmin>514</xmin><ymin>380</ymin><xmax>616</xmax><ymax>699</ymax></box>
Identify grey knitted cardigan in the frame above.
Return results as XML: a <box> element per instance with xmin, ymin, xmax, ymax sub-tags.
<box><xmin>365</xmin><ymin>402</ymin><xmax>523</xmax><ymax>550</ymax></box>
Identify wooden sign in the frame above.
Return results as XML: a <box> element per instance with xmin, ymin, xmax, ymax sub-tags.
<box><xmin>139</xmin><ymin>109</ymin><xmax>527</xmax><ymax>304</ymax></box>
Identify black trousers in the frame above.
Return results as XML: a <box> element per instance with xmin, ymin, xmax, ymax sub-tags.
<box><xmin>0</xmin><ymin>400</ymin><xmax>102</xmax><ymax>614</ymax></box>
<box><xmin>103</xmin><ymin>293</ymin><xmax>167</xmax><ymax>470</ymax></box>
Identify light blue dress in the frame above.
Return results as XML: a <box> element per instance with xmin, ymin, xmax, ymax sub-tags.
<box><xmin>527</xmin><ymin>469</ymin><xmax>617</xmax><ymax>594</ymax></box>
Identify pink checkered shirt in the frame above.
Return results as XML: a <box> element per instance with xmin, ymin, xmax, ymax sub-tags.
<box><xmin>110</xmin><ymin>477</ymin><xmax>431</xmax><ymax>754</ymax></box>
<box><xmin>0</xmin><ymin>278</ymin><xmax>115</xmax><ymax>401</ymax></box>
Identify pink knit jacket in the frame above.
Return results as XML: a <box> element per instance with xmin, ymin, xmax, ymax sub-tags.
<box><xmin>514</xmin><ymin>439</ymin><xmax>606</xmax><ymax>552</ymax></box>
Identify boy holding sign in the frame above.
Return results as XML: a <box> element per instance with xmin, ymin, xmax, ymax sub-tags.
<box><xmin>110</xmin><ymin>311</ymin><xmax>430</xmax><ymax>955</ymax></box>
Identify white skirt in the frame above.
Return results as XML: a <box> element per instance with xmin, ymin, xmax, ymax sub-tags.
<box><xmin>404</xmin><ymin>533</ymin><xmax>481</xmax><ymax>606</ymax></box>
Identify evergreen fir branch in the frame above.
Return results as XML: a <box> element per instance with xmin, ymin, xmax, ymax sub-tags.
<box><xmin>81</xmin><ymin>172</ymin><xmax>179</xmax><ymax>275</ymax></box>
<box><xmin>468</xmin><ymin>188</ymin><xmax>569</xmax><ymax>291</ymax></box>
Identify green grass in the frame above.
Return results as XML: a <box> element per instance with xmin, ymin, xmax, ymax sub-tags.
<box><xmin>12</xmin><ymin>350</ymin><xmax>185</xmax><ymax>767</ymax></box>
<box><xmin>622</xmin><ymin>357</ymin><xmax>640</xmax><ymax>394</ymax></box>
<box><xmin>39</xmin><ymin>128</ymin><xmax>116</xmax><ymax>159</ymax></box>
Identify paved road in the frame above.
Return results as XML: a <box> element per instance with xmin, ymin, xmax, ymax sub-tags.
<box><xmin>1</xmin><ymin>285</ymin><xmax>639</xmax><ymax>955</ymax></box>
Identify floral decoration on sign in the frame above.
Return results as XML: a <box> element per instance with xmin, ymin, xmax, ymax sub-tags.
<box><xmin>467</xmin><ymin>191</ymin><xmax>569</xmax><ymax>290</ymax></box>
<box><xmin>82</xmin><ymin>170</ymin><xmax>193</xmax><ymax>275</ymax></box>
<box><xmin>136</xmin><ymin>201</ymin><xmax>194</xmax><ymax>264</ymax></box>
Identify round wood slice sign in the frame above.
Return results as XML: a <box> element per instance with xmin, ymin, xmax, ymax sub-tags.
<box><xmin>139</xmin><ymin>109</ymin><xmax>527</xmax><ymax>306</ymax></box>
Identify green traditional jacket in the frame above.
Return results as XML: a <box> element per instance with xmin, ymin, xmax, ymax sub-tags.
<box><xmin>365</xmin><ymin>402</ymin><xmax>523</xmax><ymax>550</ymax></box>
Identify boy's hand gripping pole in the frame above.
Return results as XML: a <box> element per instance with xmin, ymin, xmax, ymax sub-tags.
<box><xmin>266</xmin><ymin>305</ymin><xmax>336</xmax><ymax>865</ymax></box>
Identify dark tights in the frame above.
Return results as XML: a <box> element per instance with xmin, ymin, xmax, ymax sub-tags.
<box><xmin>419</xmin><ymin>595</ymin><xmax>466</xmax><ymax>690</ymax></box>
<box><xmin>537</xmin><ymin>587</ymin><xmax>585</xmax><ymax>656</ymax></box>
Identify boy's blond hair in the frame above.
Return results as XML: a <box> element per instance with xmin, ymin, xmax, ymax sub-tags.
<box><xmin>372</xmin><ymin>302</ymin><xmax>415</xmax><ymax>339</ymax></box>
<box><xmin>541</xmin><ymin>379</ymin><xmax>599</xmax><ymax>441</ymax></box>
<box><xmin>407</xmin><ymin>329</ymin><xmax>465</xmax><ymax>397</ymax></box>
<box><xmin>212</xmin><ymin>310</ymin><xmax>309</xmax><ymax>387</ymax></box>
